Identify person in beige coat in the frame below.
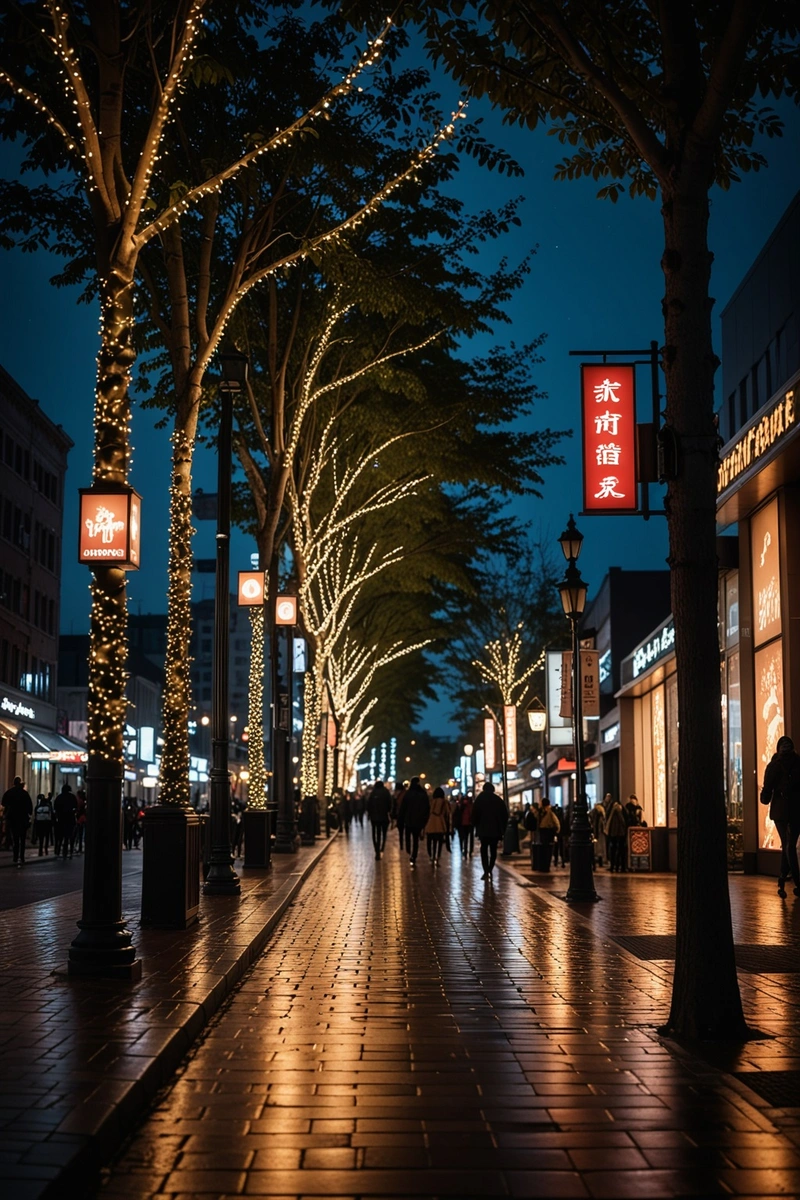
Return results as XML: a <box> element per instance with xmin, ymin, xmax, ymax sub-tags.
<box><xmin>425</xmin><ymin>787</ymin><xmax>450</xmax><ymax>866</ymax></box>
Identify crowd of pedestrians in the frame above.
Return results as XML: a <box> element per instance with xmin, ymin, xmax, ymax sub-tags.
<box><xmin>1</xmin><ymin>778</ymin><xmax>87</xmax><ymax>866</ymax></box>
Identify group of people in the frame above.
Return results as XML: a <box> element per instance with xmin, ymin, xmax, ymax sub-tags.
<box><xmin>587</xmin><ymin>792</ymin><xmax>647</xmax><ymax>873</ymax></box>
<box><xmin>359</xmin><ymin>777</ymin><xmax>510</xmax><ymax>881</ymax></box>
<box><xmin>1</xmin><ymin>779</ymin><xmax>86</xmax><ymax>866</ymax></box>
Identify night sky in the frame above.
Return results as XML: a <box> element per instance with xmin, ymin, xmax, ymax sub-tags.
<box><xmin>1</xmin><ymin>60</ymin><xmax>798</xmax><ymax>736</ymax></box>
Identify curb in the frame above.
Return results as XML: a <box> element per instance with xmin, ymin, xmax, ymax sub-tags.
<box><xmin>32</xmin><ymin>835</ymin><xmax>338</xmax><ymax>1200</ymax></box>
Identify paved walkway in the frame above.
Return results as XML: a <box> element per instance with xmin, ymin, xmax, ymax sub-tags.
<box><xmin>94</xmin><ymin>830</ymin><xmax>800</xmax><ymax>1199</ymax></box>
<box><xmin>0</xmin><ymin>836</ymin><xmax>335</xmax><ymax>1199</ymax></box>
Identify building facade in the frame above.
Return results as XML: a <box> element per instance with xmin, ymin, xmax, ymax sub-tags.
<box><xmin>0</xmin><ymin>365</ymin><xmax>83</xmax><ymax>795</ymax></box>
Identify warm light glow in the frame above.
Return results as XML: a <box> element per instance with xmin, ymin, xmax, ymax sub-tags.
<box><xmin>200</xmin><ymin>715</ymin><xmax>210</xmax><ymax>726</ymax></box>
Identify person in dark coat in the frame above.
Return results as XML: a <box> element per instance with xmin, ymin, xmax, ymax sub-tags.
<box><xmin>401</xmin><ymin>777</ymin><xmax>430</xmax><ymax>867</ymax></box>
<box><xmin>367</xmin><ymin>779</ymin><xmax>393</xmax><ymax>859</ymax></box>
<box><xmin>34</xmin><ymin>792</ymin><xmax>54</xmax><ymax>856</ymax></box>
<box><xmin>54</xmin><ymin>783</ymin><xmax>78</xmax><ymax>859</ymax></box>
<box><xmin>471</xmin><ymin>782</ymin><xmax>508</xmax><ymax>881</ymax></box>
<box><xmin>2</xmin><ymin>776</ymin><xmax>33</xmax><ymax>867</ymax></box>
<box><xmin>761</xmin><ymin>734</ymin><xmax>800</xmax><ymax>897</ymax></box>
<box><xmin>392</xmin><ymin>782</ymin><xmax>407</xmax><ymax>849</ymax></box>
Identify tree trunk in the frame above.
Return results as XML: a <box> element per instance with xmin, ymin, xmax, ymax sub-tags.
<box><xmin>159</xmin><ymin>409</ymin><xmax>200</xmax><ymax>806</ymax></box>
<box><xmin>661</xmin><ymin>180</ymin><xmax>747</xmax><ymax>1038</ymax></box>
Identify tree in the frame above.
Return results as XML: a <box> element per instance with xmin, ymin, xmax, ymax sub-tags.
<box><xmin>398</xmin><ymin>0</ymin><xmax>800</xmax><ymax>1038</ymax></box>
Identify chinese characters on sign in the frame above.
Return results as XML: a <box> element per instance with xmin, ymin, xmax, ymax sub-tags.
<box><xmin>581</xmin><ymin>364</ymin><xmax>637</xmax><ymax>513</ymax></box>
<box><xmin>558</xmin><ymin>651</ymin><xmax>601</xmax><ymax>718</ymax></box>
<box><xmin>78</xmin><ymin>488</ymin><xmax>141</xmax><ymax>569</ymax></box>
<box><xmin>503</xmin><ymin>705</ymin><xmax>518</xmax><ymax>766</ymax></box>
<box><xmin>484</xmin><ymin>717</ymin><xmax>496</xmax><ymax>771</ymax></box>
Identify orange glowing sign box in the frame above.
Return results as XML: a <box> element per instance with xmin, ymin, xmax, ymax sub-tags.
<box><xmin>238</xmin><ymin>571</ymin><xmax>265</xmax><ymax>606</ymax></box>
<box><xmin>78</xmin><ymin>487</ymin><xmax>141</xmax><ymax>569</ymax></box>
<box><xmin>581</xmin><ymin>363</ymin><xmax>637</xmax><ymax>514</ymax></box>
<box><xmin>275</xmin><ymin>595</ymin><xmax>298</xmax><ymax>626</ymax></box>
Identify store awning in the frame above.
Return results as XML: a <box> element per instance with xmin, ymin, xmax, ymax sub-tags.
<box><xmin>553</xmin><ymin>757</ymin><xmax>600</xmax><ymax>773</ymax></box>
<box><xmin>20</xmin><ymin>728</ymin><xmax>87</xmax><ymax>759</ymax></box>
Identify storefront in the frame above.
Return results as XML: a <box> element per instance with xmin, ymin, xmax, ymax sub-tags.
<box><xmin>0</xmin><ymin>687</ymin><xmax>86</xmax><ymax>797</ymax></box>
<box><xmin>615</xmin><ymin>615</ymin><xmax>677</xmax><ymax>871</ymax></box>
<box><xmin>717</xmin><ymin>370</ymin><xmax>800</xmax><ymax>875</ymax></box>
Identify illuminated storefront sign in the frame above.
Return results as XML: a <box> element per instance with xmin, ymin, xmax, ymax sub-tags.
<box><xmin>484</xmin><ymin>717</ymin><xmax>496</xmax><ymax>770</ymax></box>
<box><xmin>632</xmin><ymin>619</ymin><xmax>675</xmax><ymax>678</ymax></box>
<box><xmin>602</xmin><ymin>723</ymin><xmax>620</xmax><ymax>745</ymax></box>
<box><xmin>598</xmin><ymin>649</ymin><xmax>611</xmax><ymax>685</ymax></box>
<box><xmin>78</xmin><ymin>487</ymin><xmax>141</xmax><ymax>568</ymax></box>
<box><xmin>503</xmin><ymin>705</ymin><xmax>517</xmax><ymax>766</ymax></box>
<box><xmin>237</xmin><ymin>571</ymin><xmax>265</xmax><ymax>606</ymax></box>
<box><xmin>1</xmin><ymin>694</ymin><xmax>35</xmax><ymax>721</ymax></box>
<box><xmin>717</xmin><ymin>387</ymin><xmax>796</xmax><ymax>496</ymax></box>
<box><xmin>581</xmin><ymin>363</ymin><xmax>637</xmax><ymax>514</ymax></box>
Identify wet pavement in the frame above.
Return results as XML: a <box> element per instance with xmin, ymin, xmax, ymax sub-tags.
<box><xmin>93</xmin><ymin>829</ymin><xmax>800</xmax><ymax>1198</ymax></box>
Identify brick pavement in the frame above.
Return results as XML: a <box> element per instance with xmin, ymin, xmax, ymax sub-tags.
<box><xmin>95</xmin><ymin>829</ymin><xmax>800</xmax><ymax>1199</ymax></box>
<box><xmin>0</xmin><ymin>836</ymin><xmax>335</xmax><ymax>1199</ymax></box>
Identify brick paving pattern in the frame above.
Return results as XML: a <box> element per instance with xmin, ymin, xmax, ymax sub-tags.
<box><xmin>97</xmin><ymin>831</ymin><xmax>800</xmax><ymax>1198</ymax></box>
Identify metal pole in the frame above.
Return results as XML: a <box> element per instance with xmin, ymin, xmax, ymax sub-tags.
<box><xmin>204</xmin><ymin>389</ymin><xmax>240</xmax><ymax>895</ymax></box>
<box><xmin>566</xmin><ymin>628</ymin><xmax>599</xmax><ymax>901</ymax></box>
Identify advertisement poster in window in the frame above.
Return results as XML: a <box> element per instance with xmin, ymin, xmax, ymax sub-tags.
<box><xmin>751</xmin><ymin>499</ymin><xmax>781</xmax><ymax>648</ymax></box>
<box><xmin>651</xmin><ymin>684</ymin><xmax>667</xmax><ymax>827</ymax></box>
<box><xmin>755</xmin><ymin>639</ymin><xmax>784</xmax><ymax>849</ymax></box>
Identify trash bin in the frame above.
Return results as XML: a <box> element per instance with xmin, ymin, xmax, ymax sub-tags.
<box><xmin>530</xmin><ymin>842</ymin><xmax>545</xmax><ymax>871</ymax></box>
<box><xmin>502</xmin><ymin>818</ymin><xmax>520</xmax><ymax>856</ymax></box>
<box><xmin>244</xmin><ymin>808</ymin><xmax>272</xmax><ymax>868</ymax></box>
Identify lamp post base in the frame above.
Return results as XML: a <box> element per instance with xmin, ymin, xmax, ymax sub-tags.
<box><xmin>565</xmin><ymin>838</ymin><xmax>601</xmax><ymax>903</ymax></box>
<box><xmin>203</xmin><ymin>861</ymin><xmax>241</xmax><ymax>895</ymax></box>
<box><xmin>67</xmin><ymin>923</ymin><xmax>143</xmax><ymax>980</ymax></box>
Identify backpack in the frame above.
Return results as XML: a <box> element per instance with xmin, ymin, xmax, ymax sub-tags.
<box><xmin>35</xmin><ymin>803</ymin><xmax>50</xmax><ymax>821</ymax></box>
<box><xmin>524</xmin><ymin>809</ymin><xmax>538</xmax><ymax>832</ymax></box>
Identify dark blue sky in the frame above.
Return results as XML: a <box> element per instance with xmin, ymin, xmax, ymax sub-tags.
<box><xmin>1</xmin><ymin>68</ymin><xmax>798</xmax><ymax>733</ymax></box>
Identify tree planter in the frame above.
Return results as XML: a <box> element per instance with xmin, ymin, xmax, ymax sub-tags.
<box><xmin>140</xmin><ymin>807</ymin><xmax>201</xmax><ymax>929</ymax></box>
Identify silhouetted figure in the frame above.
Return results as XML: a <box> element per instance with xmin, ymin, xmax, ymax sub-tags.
<box><xmin>2</xmin><ymin>776</ymin><xmax>33</xmax><ymax>867</ymax></box>
<box><xmin>367</xmin><ymin>779</ymin><xmax>392</xmax><ymax>859</ymax></box>
<box><xmin>472</xmin><ymin>782</ymin><xmax>508</xmax><ymax>881</ymax></box>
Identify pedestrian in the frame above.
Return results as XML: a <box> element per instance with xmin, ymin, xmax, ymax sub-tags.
<box><xmin>456</xmin><ymin>792</ymin><xmax>475</xmax><ymax>858</ymax></box>
<box><xmin>354</xmin><ymin>791</ymin><xmax>365</xmax><ymax>829</ymax></box>
<box><xmin>424</xmin><ymin>787</ymin><xmax>449</xmax><ymax>866</ymax></box>
<box><xmin>590</xmin><ymin>794</ymin><xmax>608</xmax><ymax>867</ymax></box>
<box><xmin>367</xmin><ymin>778</ymin><xmax>392</xmax><ymax>860</ymax></box>
<box><xmin>551</xmin><ymin>801</ymin><xmax>565</xmax><ymax>865</ymax></box>
<box><xmin>402</xmin><ymin>777</ymin><xmax>429</xmax><ymax>868</ymax></box>
<box><xmin>74</xmin><ymin>789</ymin><xmax>87</xmax><ymax>854</ymax></box>
<box><xmin>393</xmin><ymin>781</ymin><xmax>408</xmax><ymax>850</ymax></box>
<box><xmin>54</xmin><ymin>783</ymin><xmax>78</xmax><ymax>859</ymax></box>
<box><xmin>604</xmin><ymin>796</ymin><xmax>628</xmax><ymax>872</ymax></box>
<box><xmin>341</xmin><ymin>791</ymin><xmax>353</xmax><ymax>836</ymax></box>
<box><xmin>472</xmin><ymin>781</ymin><xmax>508</xmax><ymax>881</ymax></box>
<box><xmin>537</xmin><ymin>797</ymin><xmax>560</xmax><ymax>872</ymax></box>
<box><xmin>2</xmin><ymin>776</ymin><xmax>33</xmax><ymax>867</ymax></box>
<box><xmin>122</xmin><ymin>798</ymin><xmax>138</xmax><ymax>850</ymax></box>
<box><xmin>760</xmin><ymin>734</ymin><xmax>800</xmax><ymax>897</ymax></box>
<box><xmin>624</xmin><ymin>794</ymin><xmax>646</xmax><ymax>828</ymax></box>
<box><xmin>34</xmin><ymin>792</ymin><xmax>54</xmax><ymax>855</ymax></box>
<box><xmin>231</xmin><ymin>802</ymin><xmax>244</xmax><ymax>858</ymax></box>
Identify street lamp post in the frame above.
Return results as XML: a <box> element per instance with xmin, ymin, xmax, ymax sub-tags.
<box><xmin>204</xmin><ymin>347</ymin><xmax>246</xmax><ymax>896</ymax></box>
<box><xmin>526</xmin><ymin>699</ymin><xmax>548</xmax><ymax>803</ymax></box>
<box><xmin>557</xmin><ymin>515</ymin><xmax>599</xmax><ymax>903</ymax></box>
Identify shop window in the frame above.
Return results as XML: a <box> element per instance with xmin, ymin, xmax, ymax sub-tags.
<box><xmin>727</xmin><ymin>652</ymin><xmax>742</xmax><ymax>823</ymax></box>
<box><xmin>755</xmin><ymin>639</ymin><xmax>784</xmax><ymax>851</ymax></box>
<box><xmin>666</xmin><ymin>673</ymin><xmax>679</xmax><ymax>825</ymax></box>
<box><xmin>652</xmin><ymin>684</ymin><xmax>667</xmax><ymax>826</ymax></box>
<box><xmin>725</xmin><ymin>572</ymin><xmax>739</xmax><ymax>648</ymax></box>
<box><xmin>751</xmin><ymin>499</ymin><xmax>781</xmax><ymax>647</ymax></box>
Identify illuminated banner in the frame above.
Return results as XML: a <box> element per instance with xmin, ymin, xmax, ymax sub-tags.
<box><xmin>484</xmin><ymin>717</ymin><xmax>496</xmax><ymax>770</ymax></box>
<box><xmin>559</xmin><ymin>651</ymin><xmax>601</xmax><ymax>718</ymax></box>
<box><xmin>237</xmin><ymin>571</ymin><xmax>265</xmax><ymax>606</ymax></box>
<box><xmin>78</xmin><ymin>487</ymin><xmax>141</xmax><ymax>569</ymax></box>
<box><xmin>503</xmin><ymin>704</ymin><xmax>518</xmax><ymax>766</ymax></box>
<box><xmin>581</xmin><ymin>364</ymin><xmax>637</xmax><ymax>513</ymax></box>
<box><xmin>275</xmin><ymin>595</ymin><xmax>298</xmax><ymax>625</ymax></box>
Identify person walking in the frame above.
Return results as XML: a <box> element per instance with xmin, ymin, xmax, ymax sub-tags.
<box><xmin>604</xmin><ymin>796</ymin><xmax>628</xmax><ymax>872</ymax></box>
<box><xmin>472</xmin><ymin>781</ymin><xmax>508</xmax><ymax>881</ymax></box>
<box><xmin>537</xmin><ymin>797</ymin><xmax>560</xmax><ymax>872</ymax></box>
<box><xmin>367</xmin><ymin>778</ymin><xmax>392</xmax><ymax>860</ymax></box>
<box><xmin>455</xmin><ymin>792</ymin><xmax>475</xmax><ymax>858</ymax></box>
<box><xmin>54</xmin><ymin>783</ymin><xmax>78</xmax><ymax>859</ymax></box>
<box><xmin>33</xmin><ymin>792</ymin><xmax>54</xmax><ymax>855</ymax></box>
<box><xmin>590</xmin><ymin>795</ymin><xmax>608</xmax><ymax>867</ymax></box>
<box><xmin>2</xmin><ymin>776</ymin><xmax>33</xmax><ymax>867</ymax></box>
<box><xmin>761</xmin><ymin>734</ymin><xmax>800</xmax><ymax>897</ymax></box>
<box><xmin>402</xmin><ymin>777</ymin><xmax>429</xmax><ymax>867</ymax></box>
<box><xmin>74</xmin><ymin>789</ymin><xmax>87</xmax><ymax>854</ymax></box>
<box><xmin>392</xmin><ymin>781</ymin><xmax>407</xmax><ymax>850</ymax></box>
<box><xmin>123</xmin><ymin>798</ymin><xmax>138</xmax><ymax>850</ymax></box>
<box><xmin>425</xmin><ymin>787</ymin><xmax>449</xmax><ymax>866</ymax></box>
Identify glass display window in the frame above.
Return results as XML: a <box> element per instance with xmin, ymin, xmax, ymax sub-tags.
<box><xmin>725</xmin><ymin>571</ymin><xmax>739</xmax><ymax>649</ymax></box>
<box><xmin>751</xmin><ymin>500</ymin><xmax>781</xmax><ymax>648</ymax></box>
<box><xmin>667</xmin><ymin>673</ymin><xmax>679</xmax><ymax>825</ymax></box>
<box><xmin>727</xmin><ymin>652</ymin><xmax>742</xmax><ymax>823</ymax></box>
<box><xmin>755</xmin><ymin>639</ymin><xmax>784</xmax><ymax>850</ymax></box>
<box><xmin>651</xmin><ymin>683</ymin><xmax>667</xmax><ymax>827</ymax></box>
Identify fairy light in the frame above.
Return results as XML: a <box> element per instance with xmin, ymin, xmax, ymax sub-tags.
<box><xmin>247</xmin><ymin>605</ymin><xmax>267</xmax><ymax>808</ymax></box>
<box><xmin>472</xmin><ymin>624</ymin><xmax>546</xmax><ymax>707</ymax></box>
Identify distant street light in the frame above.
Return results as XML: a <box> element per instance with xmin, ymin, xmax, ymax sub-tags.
<box><xmin>557</xmin><ymin>514</ymin><xmax>598</xmax><ymax>903</ymax></box>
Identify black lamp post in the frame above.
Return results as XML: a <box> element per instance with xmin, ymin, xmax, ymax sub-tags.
<box><xmin>557</xmin><ymin>515</ymin><xmax>599</xmax><ymax>903</ymax></box>
<box><xmin>204</xmin><ymin>347</ymin><xmax>247</xmax><ymax>896</ymax></box>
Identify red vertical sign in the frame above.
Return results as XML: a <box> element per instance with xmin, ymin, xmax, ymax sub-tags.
<box><xmin>503</xmin><ymin>705</ymin><xmax>518</xmax><ymax>766</ymax></box>
<box><xmin>484</xmin><ymin>718</ymin><xmax>496</xmax><ymax>771</ymax></box>
<box><xmin>581</xmin><ymin>364</ymin><xmax>637</xmax><ymax>513</ymax></box>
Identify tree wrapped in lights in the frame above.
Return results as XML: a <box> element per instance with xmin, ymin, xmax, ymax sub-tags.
<box><xmin>246</xmin><ymin>605</ymin><xmax>267</xmax><ymax>807</ymax></box>
<box><xmin>473</xmin><ymin>625</ymin><xmax>543</xmax><ymax>709</ymax></box>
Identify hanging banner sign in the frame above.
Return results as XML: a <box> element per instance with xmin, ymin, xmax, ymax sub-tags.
<box><xmin>484</xmin><ymin>717</ymin><xmax>496</xmax><ymax>771</ymax></box>
<box><xmin>581</xmin><ymin>363</ymin><xmax>637</xmax><ymax>513</ymax></box>
<box><xmin>78</xmin><ymin>487</ymin><xmax>141</xmax><ymax>569</ymax></box>
<box><xmin>237</xmin><ymin>570</ymin><xmax>265</xmax><ymax>606</ymax></box>
<box><xmin>275</xmin><ymin>595</ymin><xmax>298</xmax><ymax>625</ymax></box>
<box><xmin>503</xmin><ymin>705</ymin><xmax>518</xmax><ymax>766</ymax></box>
<box><xmin>545</xmin><ymin>650</ymin><xmax>573</xmax><ymax>746</ymax></box>
<box><xmin>559</xmin><ymin>651</ymin><xmax>601</xmax><ymax>718</ymax></box>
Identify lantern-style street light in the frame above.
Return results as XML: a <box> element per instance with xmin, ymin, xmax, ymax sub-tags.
<box><xmin>557</xmin><ymin>515</ymin><xmax>599</xmax><ymax>903</ymax></box>
<box><xmin>463</xmin><ymin>742</ymin><xmax>474</xmax><ymax>792</ymax></box>
<box><xmin>204</xmin><ymin>347</ymin><xmax>248</xmax><ymax>896</ymax></box>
